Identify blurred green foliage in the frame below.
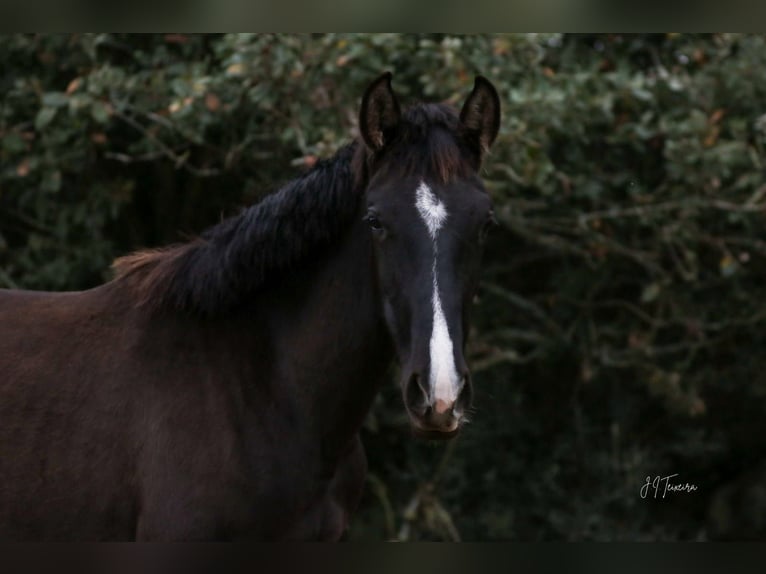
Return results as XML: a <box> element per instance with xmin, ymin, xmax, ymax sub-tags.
<box><xmin>2</xmin><ymin>33</ymin><xmax>765</xmax><ymax>540</ymax></box>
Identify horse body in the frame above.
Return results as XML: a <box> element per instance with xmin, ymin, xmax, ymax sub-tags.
<box><xmin>0</xmin><ymin>73</ymin><xmax>501</xmax><ymax>540</ymax></box>
<box><xmin>1</xmin><ymin>286</ymin><xmax>144</xmax><ymax>539</ymax></box>
<box><xmin>0</xmin><ymin>214</ymin><xmax>389</xmax><ymax>540</ymax></box>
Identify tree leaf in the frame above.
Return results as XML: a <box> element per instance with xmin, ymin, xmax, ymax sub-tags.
<box><xmin>35</xmin><ymin>107</ymin><xmax>57</xmax><ymax>130</ymax></box>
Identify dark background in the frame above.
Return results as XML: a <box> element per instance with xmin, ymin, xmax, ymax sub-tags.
<box><xmin>1</xmin><ymin>33</ymin><xmax>765</xmax><ymax>540</ymax></box>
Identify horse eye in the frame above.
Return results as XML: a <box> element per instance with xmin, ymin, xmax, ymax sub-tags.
<box><xmin>480</xmin><ymin>211</ymin><xmax>498</xmax><ymax>241</ymax></box>
<box><xmin>366</xmin><ymin>213</ymin><xmax>384</xmax><ymax>232</ymax></box>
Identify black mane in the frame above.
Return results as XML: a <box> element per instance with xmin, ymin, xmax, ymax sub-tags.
<box><xmin>113</xmin><ymin>103</ymin><xmax>473</xmax><ymax>316</ymax></box>
<box><xmin>113</xmin><ymin>143</ymin><xmax>365</xmax><ymax>315</ymax></box>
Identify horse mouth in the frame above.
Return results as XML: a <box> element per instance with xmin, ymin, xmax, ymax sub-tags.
<box><xmin>409</xmin><ymin>421</ymin><xmax>462</xmax><ymax>441</ymax></box>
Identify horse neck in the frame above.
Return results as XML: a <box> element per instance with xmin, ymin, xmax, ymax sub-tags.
<box><xmin>251</xmin><ymin>216</ymin><xmax>393</xmax><ymax>456</ymax></box>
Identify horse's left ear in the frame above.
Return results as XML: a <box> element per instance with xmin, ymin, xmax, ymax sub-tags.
<box><xmin>460</xmin><ymin>76</ymin><xmax>501</xmax><ymax>159</ymax></box>
<box><xmin>359</xmin><ymin>72</ymin><xmax>401</xmax><ymax>152</ymax></box>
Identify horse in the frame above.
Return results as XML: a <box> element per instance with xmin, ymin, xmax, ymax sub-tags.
<box><xmin>0</xmin><ymin>72</ymin><xmax>501</xmax><ymax>540</ymax></box>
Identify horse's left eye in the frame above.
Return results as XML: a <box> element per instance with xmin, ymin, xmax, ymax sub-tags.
<box><xmin>479</xmin><ymin>211</ymin><xmax>498</xmax><ymax>242</ymax></box>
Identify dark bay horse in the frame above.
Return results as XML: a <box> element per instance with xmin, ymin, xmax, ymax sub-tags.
<box><xmin>0</xmin><ymin>73</ymin><xmax>501</xmax><ymax>540</ymax></box>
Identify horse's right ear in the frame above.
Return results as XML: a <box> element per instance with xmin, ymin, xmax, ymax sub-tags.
<box><xmin>359</xmin><ymin>72</ymin><xmax>401</xmax><ymax>151</ymax></box>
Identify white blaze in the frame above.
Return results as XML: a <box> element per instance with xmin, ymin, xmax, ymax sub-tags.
<box><xmin>415</xmin><ymin>182</ymin><xmax>447</xmax><ymax>239</ymax></box>
<box><xmin>415</xmin><ymin>181</ymin><xmax>460</xmax><ymax>406</ymax></box>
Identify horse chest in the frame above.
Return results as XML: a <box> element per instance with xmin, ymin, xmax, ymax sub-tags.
<box><xmin>267</xmin><ymin>435</ymin><xmax>367</xmax><ymax>541</ymax></box>
<box><xmin>246</xmin><ymin>430</ymin><xmax>366</xmax><ymax>540</ymax></box>
<box><xmin>137</xmin><ymin>414</ymin><xmax>365</xmax><ymax>541</ymax></box>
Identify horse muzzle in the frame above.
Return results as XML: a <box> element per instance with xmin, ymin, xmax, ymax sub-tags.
<box><xmin>403</xmin><ymin>372</ymin><xmax>472</xmax><ymax>440</ymax></box>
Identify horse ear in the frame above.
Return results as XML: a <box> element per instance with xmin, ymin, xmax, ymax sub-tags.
<box><xmin>359</xmin><ymin>72</ymin><xmax>401</xmax><ymax>151</ymax></box>
<box><xmin>459</xmin><ymin>76</ymin><xmax>501</xmax><ymax>159</ymax></box>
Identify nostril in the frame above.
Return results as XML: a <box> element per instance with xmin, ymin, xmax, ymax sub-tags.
<box><xmin>405</xmin><ymin>373</ymin><xmax>429</xmax><ymax>414</ymax></box>
<box><xmin>455</xmin><ymin>374</ymin><xmax>473</xmax><ymax>413</ymax></box>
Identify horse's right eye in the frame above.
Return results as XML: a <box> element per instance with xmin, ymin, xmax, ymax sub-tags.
<box><xmin>366</xmin><ymin>214</ymin><xmax>384</xmax><ymax>232</ymax></box>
